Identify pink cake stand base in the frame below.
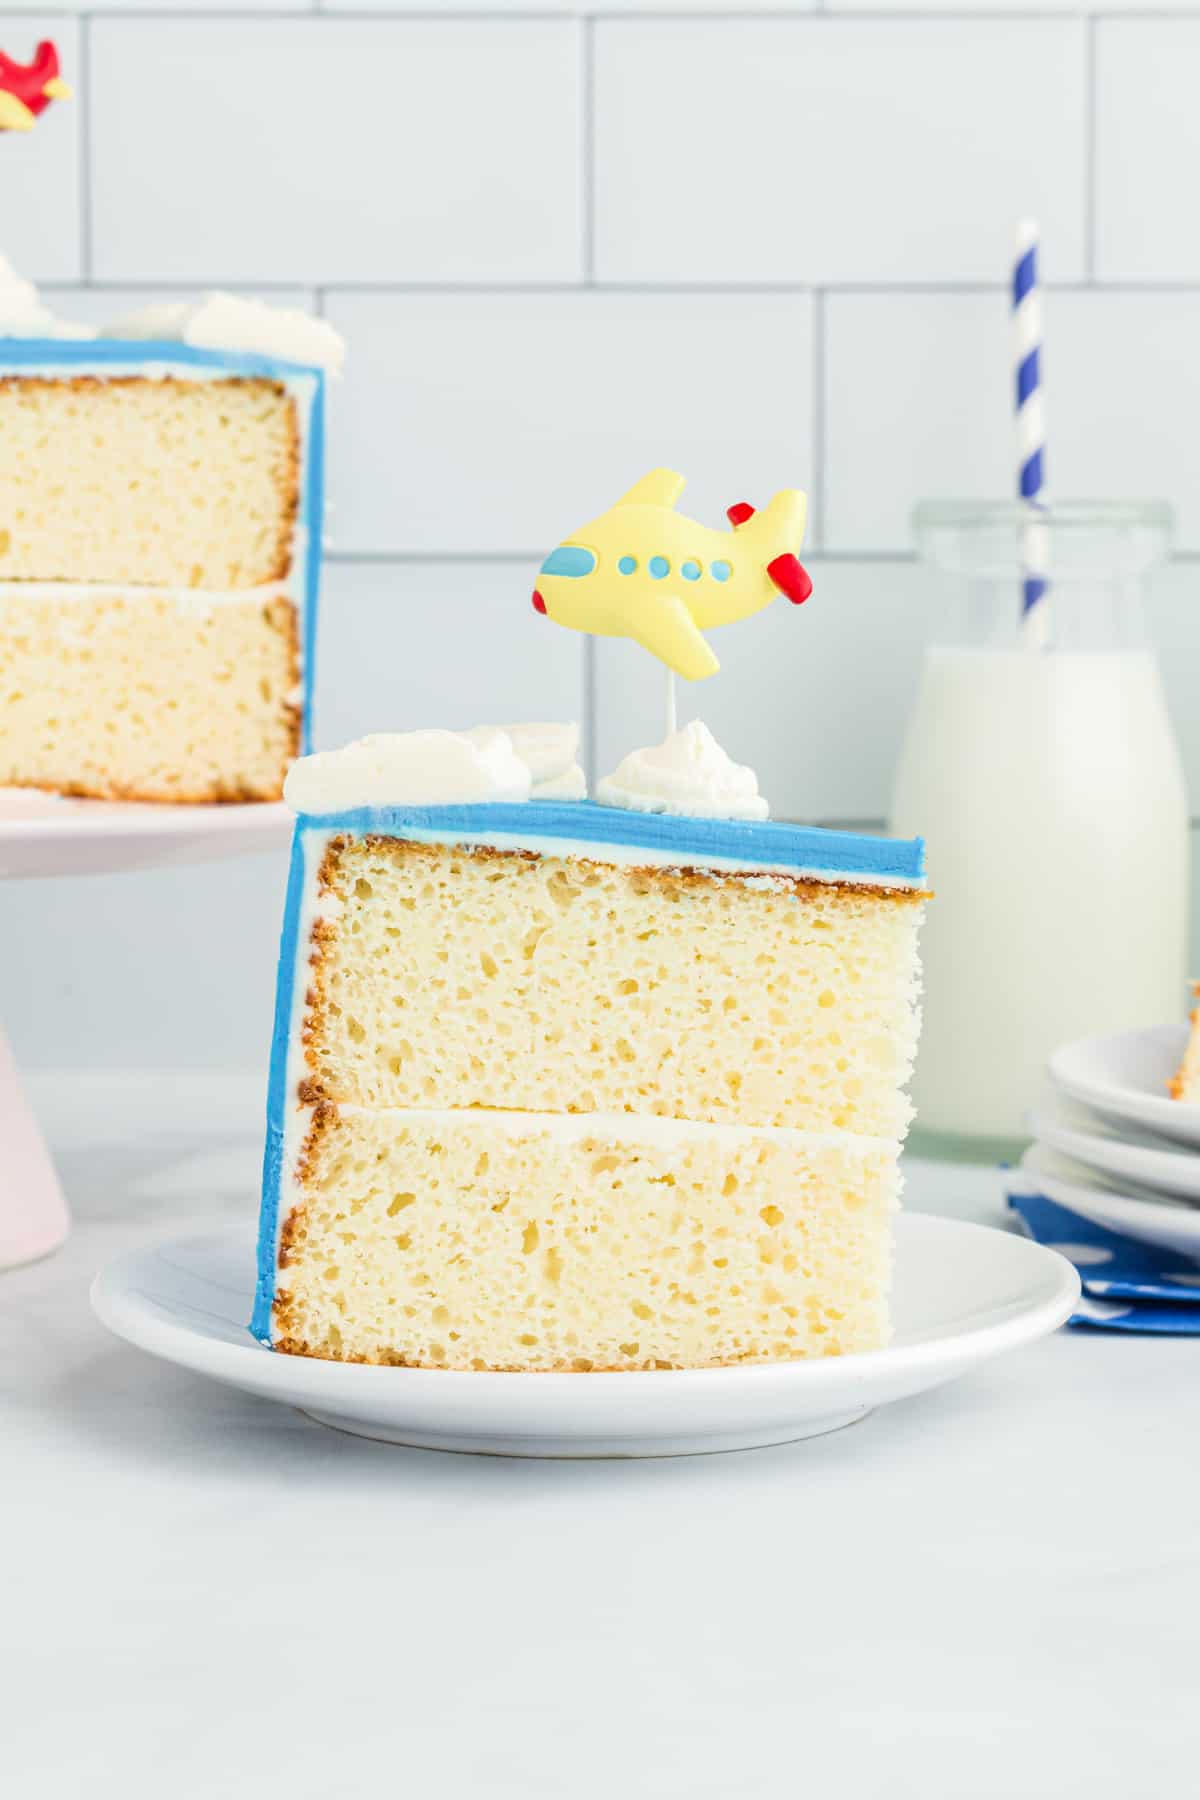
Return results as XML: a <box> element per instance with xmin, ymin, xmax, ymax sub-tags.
<box><xmin>0</xmin><ymin>1028</ymin><xmax>69</xmax><ymax>1268</ymax></box>
<box><xmin>1</xmin><ymin>789</ymin><xmax>292</xmax><ymax>1266</ymax></box>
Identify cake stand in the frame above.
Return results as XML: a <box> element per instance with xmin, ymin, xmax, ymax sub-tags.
<box><xmin>0</xmin><ymin>789</ymin><xmax>292</xmax><ymax>1267</ymax></box>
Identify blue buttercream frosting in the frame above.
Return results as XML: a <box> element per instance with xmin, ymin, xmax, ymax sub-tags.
<box><xmin>1</xmin><ymin>337</ymin><xmax>326</xmax><ymax>750</ymax></box>
<box><xmin>288</xmin><ymin>800</ymin><xmax>925</xmax><ymax>883</ymax></box>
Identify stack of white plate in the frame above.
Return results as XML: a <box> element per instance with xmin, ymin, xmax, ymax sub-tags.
<box><xmin>1029</xmin><ymin>1024</ymin><xmax>1200</xmax><ymax>1260</ymax></box>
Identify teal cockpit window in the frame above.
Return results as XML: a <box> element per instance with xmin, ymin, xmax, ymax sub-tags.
<box><xmin>540</xmin><ymin>546</ymin><xmax>597</xmax><ymax>579</ymax></box>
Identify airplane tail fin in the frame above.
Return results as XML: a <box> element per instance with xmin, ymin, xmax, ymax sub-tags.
<box><xmin>754</xmin><ymin>488</ymin><xmax>808</xmax><ymax>550</ymax></box>
<box><xmin>729</xmin><ymin>491</ymin><xmax>811</xmax><ymax>605</ymax></box>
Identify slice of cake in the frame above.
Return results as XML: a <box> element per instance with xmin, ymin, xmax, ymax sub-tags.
<box><xmin>1169</xmin><ymin>984</ymin><xmax>1200</xmax><ymax>1101</ymax></box>
<box><xmin>253</xmin><ymin>726</ymin><xmax>925</xmax><ymax>1371</ymax></box>
<box><xmin>0</xmin><ymin>267</ymin><xmax>342</xmax><ymax>803</ymax></box>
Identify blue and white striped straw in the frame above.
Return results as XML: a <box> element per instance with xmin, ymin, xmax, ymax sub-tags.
<box><xmin>1013</xmin><ymin>219</ymin><xmax>1049</xmax><ymax>648</ymax></box>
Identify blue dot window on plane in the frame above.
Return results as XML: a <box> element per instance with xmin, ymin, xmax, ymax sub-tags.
<box><xmin>540</xmin><ymin>546</ymin><xmax>597</xmax><ymax>579</ymax></box>
<box><xmin>712</xmin><ymin>560</ymin><xmax>732</xmax><ymax>582</ymax></box>
<box><xmin>617</xmin><ymin>555</ymin><xmax>637</xmax><ymax>575</ymax></box>
<box><xmin>681</xmin><ymin>559</ymin><xmax>702</xmax><ymax>581</ymax></box>
<box><xmin>648</xmin><ymin>556</ymin><xmax>670</xmax><ymax>579</ymax></box>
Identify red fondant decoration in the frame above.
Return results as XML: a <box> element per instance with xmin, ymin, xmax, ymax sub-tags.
<box><xmin>767</xmin><ymin>553</ymin><xmax>813</xmax><ymax>606</ymax></box>
<box><xmin>0</xmin><ymin>40</ymin><xmax>68</xmax><ymax>130</ymax></box>
<box><xmin>726</xmin><ymin>502</ymin><xmax>755</xmax><ymax>528</ymax></box>
<box><xmin>531</xmin><ymin>589</ymin><xmax>547</xmax><ymax>614</ymax></box>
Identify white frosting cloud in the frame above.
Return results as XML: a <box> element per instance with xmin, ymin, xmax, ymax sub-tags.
<box><xmin>285</xmin><ymin>730</ymin><xmax>531</xmax><ymax>813</ymax></box>
<box><xmin>532</xmin><ymin>763</ymin><xmax>588</xmax><ymax>801</ymax></box>
<box><xmin>466</xmin><ymin>721</ymin><xmax>585</xmax><ymax>797</ymax></box>
<box><xmin>0</xmin><ymin>255</ymin><xmax>95</xmax><ymax>340</ymax></box>
<box><xmin>284</xmin><ymin>722</ymin><xmax>585</xmax><ymax>814</ymax></box>
<box><xmin>596</xmin><ymin>720</ymin><xmax>768</xmax><ymax>821</ymax></box>
<box><xmin>102</xmin><ymin>293</ymin><xmax>345</xmax><ymax>374</ymax></box>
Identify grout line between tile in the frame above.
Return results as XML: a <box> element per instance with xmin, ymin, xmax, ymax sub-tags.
<box><xmin>325</xmin><ymin>547</ymin><xmax>920</xmax><ymax>564</ymax></box>
<box><xmin>1084</xmin><ymin>12</ymin><xmax>1097</xmax><ymax>282</ymax></box>
<box><xmin>64</xmin><ymin>8</ymin><xmax>598</xmax><ymax>20</ymax></box>
<box><xmin>8</xmin><ymin>6</ymin><xmax>1200</xmax><ymax>20</ymax></box>
<box><xmin>77</xmin><ymin>14</ymin><xmax>92</xmax><ymax>282</ymax></box>
<box><xmin>811</xmin><ymin>287</ymin><xmax>826</xmax><ymax>552</ymax></box>
<box><xmin>328</xmin><ymin>550</ymin><xmax>542</xmax><ymax>564</ymax></box>
<box><xmin>581</xmin><ymin>16</ymin><xmax>595</xmax><ymax>283</ymax></box>
<box><xmin>40</xmin><ymin>278</ymin><xmax>1200</xmax><ymax>298</ymax></box>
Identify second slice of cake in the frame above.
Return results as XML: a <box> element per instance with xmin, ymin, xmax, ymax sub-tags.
<box><xmin>254</xmin><ymin>727</ymin><xmax>925</xmax><ymax>1371</ymax></box>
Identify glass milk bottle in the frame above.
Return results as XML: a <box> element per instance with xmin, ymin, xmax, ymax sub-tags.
<box><xmin>891</xmin><ymin>501</ymin><xmax>1188</xmax><ymax>1153</ymax></box>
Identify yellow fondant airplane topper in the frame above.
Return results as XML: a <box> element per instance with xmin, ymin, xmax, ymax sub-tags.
<box><xmin>531</xmin><ymin>469</ymin><xmax>812</xmax><ymax>680</ymax></box>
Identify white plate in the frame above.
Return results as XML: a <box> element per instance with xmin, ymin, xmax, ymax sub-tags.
<box><xmin>1049</xmin><ymin>1025</ymin><xmax>1200</xmax><ymax>1150</ymax></box>
<box><xmin>91</xmin><ymin>1215</ymin><xmax>1079</xmax><ymax>1459</ymax></box>
<box><xmin>1030</xmin><ymin>1101</ymin><xmax>1200</xmax><ymax>1203</ymax></box>
<box><xmin>1022</xmin><ymin>1144</ymin><xmax>1200</xmax><ymax>1259</ymax></box>
<box><xmin>0</xmin><ymin>788</ymin><xmax>292</xmax><ymax>879</ymax></box>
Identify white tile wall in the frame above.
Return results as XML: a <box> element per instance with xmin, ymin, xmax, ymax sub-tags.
<box><xmin>826</xmin><ymin>291</ymin><xmax>1200</xmax><ymax>552</ymax></box>
<box><xmin>313</xmin><ymin>561</ymin><xmax>585</xmax><ymax>751</ymax></box>
<box><xmin>1094</xmin><ymin>20</ymin><xmax>1200</xmax><ymax>281</ymax></box>
<box><xmin>3</xmin><ymin>7</ymin><xmax>1200</xmax><ymax>1068</ymax></box>
<box><xmin>89</xmin><ymin>19</ymin><xmax>583</xmax><ymax>282</ymax></box>
<box><xmin>593</xmin><ymin>19</ymin><xmax>1087</xmax><ymax>284</ymax></box>
<box><xmin>323</xmin><ymin>291</ymin><xmax>813</xmax><ymax>553</ymax></box>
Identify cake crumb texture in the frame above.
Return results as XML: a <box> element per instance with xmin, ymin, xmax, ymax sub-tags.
<box><xmin>303</xmin><ymin>838</ymin><xmax>923</xmax><ymax>1138</ymax></box>
<box><xmin>0</xmin><ymin>588</ymin><xmax>299</xmax><ymax>802</ymax></box>
<box><xmin>0</xmin><ymin>376</ymin><xmax>298</xmax><ymax>588</ymax></box>
<box><xmin>274</xmin><ymin>1105</ymin><xmax>897</xmax><ymax>1370</ymax></box>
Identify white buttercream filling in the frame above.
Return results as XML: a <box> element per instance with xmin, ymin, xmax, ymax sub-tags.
<box><xmin>102</xmin><ymin>292</ymin><xmax>345</xmax><ymax>375</ymax></box>
<box><xmin>597</xmin><ymin>720</ymin><xmax>768</xmax><ymax>821</ymax></box>
<box><xmin>306</xmin><ymin>1102</ymin><xmax>896</xmax><ymax>1155</ymax></box>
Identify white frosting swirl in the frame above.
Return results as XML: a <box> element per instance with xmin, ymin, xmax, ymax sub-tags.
<box><xmin>532</xmin><ymin>763</ymin><xmax>587</xmax><ymax>801</ymax></box>
<box><xmin>596</xmin><ymin>720</ymin><xmax>768</xmax><ymax>821</ymax></box>
<box><xmin>466</xmin><ymin>721</ymin><xmax>585</xmax><ymax>798</ymax></box>
<box><xmin>284</xmin><ymin>722</ymin><xmax>585</xmax><ymax>814</ymax></box>
<box><xmin>0</xmin><ymin>255</ymin><xmax>95</xmax><ymax>339</ymax></box>
<box><xmin>103</xmin><ymin>293</ymin><xmax>345</xmax><ymax>374</ymax></box>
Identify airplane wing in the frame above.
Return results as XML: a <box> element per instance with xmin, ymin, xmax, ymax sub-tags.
<box><xmin>0</xmin><ymin>91</ymin><xmax>35</xmax><ymax>130</ymax></box>
<box><xmin>630</xmin><ymin>592</ymin><xmax>720</xmax><ymax>681</ymax></box>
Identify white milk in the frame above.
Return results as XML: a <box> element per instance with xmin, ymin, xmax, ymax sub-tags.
<box><xmin>891</xmin><ymin>647</ymin><xmax>1188</xmax><ymax>1142</ymax></box>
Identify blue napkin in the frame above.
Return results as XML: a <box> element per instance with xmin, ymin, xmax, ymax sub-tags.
<box><xmin>1006</xmin><ymin>1185</ymin><xmax>1200</xmax><ymax>1334</ymax></box>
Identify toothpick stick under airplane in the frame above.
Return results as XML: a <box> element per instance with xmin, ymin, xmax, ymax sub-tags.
<box><xmin>531</xmin><ymin>469</ymin><xmax>812</xmax><ymax>681</ymax></box>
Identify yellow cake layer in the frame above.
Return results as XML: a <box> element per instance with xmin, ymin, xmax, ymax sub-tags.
<box><xmin>301</xmin><ymin>837</ymin><xmax>924</xmax><ymax>1138</ymax></box>
<box><xmin>0</xmin><ymin>376</ymin><xmax>298</xmax><ymax>588</ymax></box>
<box><xmin>0</xmin><ymin>586</ymin><xmax>300</xmax><ymax>802</ymax></box>
<box><xmin>274</xmin><ymin>1104</ymin><xmax>897</xmax><ymax>1370</ymax></box>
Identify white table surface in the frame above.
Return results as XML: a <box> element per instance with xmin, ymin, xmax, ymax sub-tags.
<box><xmin>4</xmin><ymin>1074</ymin><xmax>1197</xmax><ymax>1800</ymax></box>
